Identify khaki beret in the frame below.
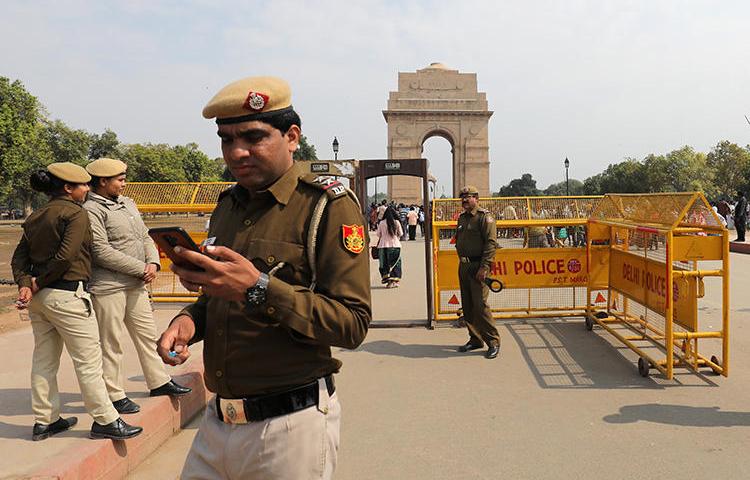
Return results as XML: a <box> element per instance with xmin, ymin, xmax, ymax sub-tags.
<box><xmin>459</xmin><ymin>185</ymin><xmax>480</xmax><ymax>196</ymax></box>
<box><xmin>86</xmin><ymin>158</ymin><xmax>127</xmax><ymax>178</ymax></box>
<box><xmin>47</xmin><ymin>162</ymin><xmax>91</xmax><ymax>184</ymax></box>
<box><xmin>202</xmin><ymin>76</ymin><xmax>293</xmax><ymax>124</ymax></box>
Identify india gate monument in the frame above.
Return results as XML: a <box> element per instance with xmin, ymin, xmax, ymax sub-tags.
<box><xmin>383</xmin><ymin>63</ymin><xmax>493</xmax><ymax>204</ymax></box>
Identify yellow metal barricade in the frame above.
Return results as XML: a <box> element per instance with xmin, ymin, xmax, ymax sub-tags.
<box><xmin>432</xmin><ymin>196</ymin><xmax>607</xmax><ymax>321</ymax></box>
<box><xmin>124</xmin><ymin>182</ymin><xmax>234</xmax><ymax>301</ymax></box>
<box><xmin>585</xmin><ymin>192</ymin><xmax>729</xmax><ymax>379</ymax></box>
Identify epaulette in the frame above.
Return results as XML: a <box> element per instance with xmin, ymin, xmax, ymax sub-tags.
<box><xmin>217</xmin><ymin>185</ymin><xmax>235</xmax><ymax>202</ymax></box>
<box><xmin>299</xmin><ymin>174</ymin><xmax>348</xmax><ymax>199</ymax></box>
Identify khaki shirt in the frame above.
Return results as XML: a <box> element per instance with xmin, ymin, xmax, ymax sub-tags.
<box><xmin>83</xmin><ymin>192</ymin><xmax>160</xmax><ymax>295</ymax></box>
<box><xmin>11</xmin><ymin>198</ymin><xmax>92</xmax><ymax>289</ymax></box>
<box><xmin>180</xmin><ymin>162</ymin><xmax>371</xmax><ymax>397</ymax></box>
<box><xmin>455</xmin><ymin>207</ymin><xmax>496</xmax><ymax>269</ymax></box>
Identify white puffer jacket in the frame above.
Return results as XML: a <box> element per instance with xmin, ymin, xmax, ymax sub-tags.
<box><xmin>83</xmin><ymin>192</ymin><xmax>160</xmax><ymax>295</ymax></box>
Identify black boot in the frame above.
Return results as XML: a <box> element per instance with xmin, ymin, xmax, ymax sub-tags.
<box><xmin>90</xmin><ymin>418</ymin><xmax>143</xmax><ymax>440</ymax></box>
<box><xmin>149</xmin><ymin>379</ymin><xmax>192</xmax><ymax>397</ymax></box>
<box><xmin>457</xmin><ymin>341</ymin><xmax>484</xmax><ymax>353</ymax></box>
<box><xmin>112</xmin><ymin>397</ymin><xmax>140</xmax><ymax>414</ymax></box>
<box><xmin>32</xmin><ymin>416</ymin><xmax>78</xmax><ymax>441</ymax></box>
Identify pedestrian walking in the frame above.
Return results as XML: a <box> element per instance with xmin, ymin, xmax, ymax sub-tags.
<box><xmin>156</xmin><ymin>76</ymin><xmax>371</xmax><ymax>480</ymax></box>
<box><xmin>454</xmin><ymin>185</ymin><xmax>500</xmax><ymax>359</ymax></box>
<box><xmin>84</xmin><ymin>158</ymin><xmax>191</xmax><ymax>416</ymax></box>
<box><xmin>733</xmin><ymin>191</ymin><xmax>747</xmax><ymax>242</ymax></box>
<box><xmin>407</xmin><ymin>206</ymin><xmax>419</xmax><ymax>240</ymax></box>
<box><xmin>377</xmin><ymin>206</ymin><xmax>403</xmax><ymax>288</ymax></box>
<box><xmin>11</xmin><ymin>163</ymin><xmax>142</xmax><ymax>441</ymax></box>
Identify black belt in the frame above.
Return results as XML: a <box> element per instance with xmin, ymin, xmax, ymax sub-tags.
<box><xmin>216</xmin><ymin>375</ymin><xmax>335</xmax><ymax>423</ymax></box>
<box><xmin>459</xmin><ymin>256</ymin><xmax>482</xmax><ymax>263</ymax></box>
<box><xmin>46</xmin><ymin>280</ymin><xmax>88</xmax><ymax>292</ymax></box>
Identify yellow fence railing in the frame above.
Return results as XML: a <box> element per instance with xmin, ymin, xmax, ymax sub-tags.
<box><xmin>432</xmin><ymin>193</ymin><xmax>730</xmax><ymax>379</ymax></box>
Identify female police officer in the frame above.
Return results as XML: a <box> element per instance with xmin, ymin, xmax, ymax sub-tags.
<box><xmin>84</xmin><ymin>158</ymin><xmax>190</xmax><ymax>415</ymax></box>
<box><xmin>11</xmin><ymin>162</ymin><xmax>142</xmax><ymax>441</ymax></box>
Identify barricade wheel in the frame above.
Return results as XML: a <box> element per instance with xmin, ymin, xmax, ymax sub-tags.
<box><xmin>584</xmin><ymin>316</ymin><xmax>594</xmax><ymax>331</ymax></box>
<box><xmin>638</xmin><ymin>357</ymin><xmax>650</xmax><ymax>377</ymax></box>
<box><xmin>595</xmin><ymin>311</ymin><xmax>609</xmax><ymax>319</ymax></box>
<box><xmin>709</xmin><ymin>355</ymin><xmax>722</xmax><ymax>375</ymax></box>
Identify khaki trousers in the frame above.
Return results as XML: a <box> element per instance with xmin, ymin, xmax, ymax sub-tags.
<box><xmin>91</xmin><ymin>288</ymin><xmax>170</xmax><ymax>401</ymax></box>
<box><xmin>458</xmin><ymin>263</ymin><xmax>500</xmax><ymax>346</ymax></box>
<box><xmin>182</xmin><ymin>379</ymin><xmax>341</xmax><ymax>480</ymax></box>
<box><xmin>28</xmin><ymin>285</ymin><xmax>119</xmax><ymax>426</ymax></box>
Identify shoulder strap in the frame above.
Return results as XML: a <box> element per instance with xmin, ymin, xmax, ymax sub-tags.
<box><xmin>298</xmin><ymin>174</ymin><xmax>363</xmax><ymax>291</ymax></box>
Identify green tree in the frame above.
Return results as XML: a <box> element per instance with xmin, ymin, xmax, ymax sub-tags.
<box><xmin>707</xmin><ymin>140</ymin><xmax>750</xmax><ymax>198</ymax></box>
<box><xmin>496</xmin><ymin>173</ymin><xmax>541</xmax><ymax>197</ymax></box>
<box><xmin>582</xmin><ymin>173</ymin><xmax>604</xmax><ymax>195</ymax></box>
<box><xmin>44</xmin><ymin>119</ymin><xmax>92</xmax><ymax>166</ymax></box>
<box><xmin>0</xmin><ymin>77</ymin><xmax>53</xmax><ymax>214</ymax></box>
<box><xmin>89</xmin><ymin>129</ymin><xmax>120</xmax><ymax>159</ymax></box>
<box><xmin>598</xmin><ymin>158</ymin><xmax>646</xmax><ymax>193</ymax></box>
<box><xmin>176</xmin><ymin>143</ymin><xmax>223</xmax><ymax>181</ymax></box>
<box><xmin>120</xmin><ymin>143</ymin><xmax>186</xmax><ymax>182</ymax></box>
<box><xmin>294</xmin><ymin>134</ymin><xmax>317</xmax><ymax>161</ymax></box>
<box><xmin>543</xmin><ymin>179</ymin><xmax>584</xmax><ymax>196</ymax></box>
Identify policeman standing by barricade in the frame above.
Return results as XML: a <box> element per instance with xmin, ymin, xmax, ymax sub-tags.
<box><xmin>156</xmin><ymin>76</ymin><xmax>371</xmax><ymax>479</ymax></box>
<box><xmin>84</xmin><ymin>158</ymin><xmax>191</xmax><ymax>416</ymax></box>
<box><xmin>454</xmin><ymin>185</ymin><xmax>500</xmax><ymax>359</ymax></box>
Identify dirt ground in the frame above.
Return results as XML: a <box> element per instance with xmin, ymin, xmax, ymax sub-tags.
<box><xmin>0</xmin><ymin>225</ymin><xmax>25</xmax><ymax>334</ymax></box>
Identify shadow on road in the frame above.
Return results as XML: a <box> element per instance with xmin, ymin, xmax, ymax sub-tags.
<box><xmin>504</xmin><ymin>319</ymin><xmax>719</xmax><ymax>390</ymax></box>
<box><xmin>604</xmin><ymin>404</ymin><xmax>750</xmax><ymax>427</ymax></box>
<box><xmin>351</xmin><ymin>340</ymin><xmax>462</xmax><ymax>359</ymax></box>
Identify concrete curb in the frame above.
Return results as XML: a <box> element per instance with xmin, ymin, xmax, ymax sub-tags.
<box><xmin>28</xmin><ymin>365</ymin><xmax>209</xmax><ymax>480</ymax></box>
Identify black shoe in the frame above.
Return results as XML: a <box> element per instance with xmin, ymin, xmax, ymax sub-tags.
<box><xmin>112</xmin><ymin>397</ymin><xmax>140</xmax><ymax>414</ymax></box>
<box><xmin>149</xmin><ymin>379</ymin><xmax>192</xmax><ymax>397</ymax></box>
<box><xmin>457</xmin><ymin>341</ymin><xmax>484</xmax><ymax>353</ymax></box>
<box><xmin>90</xmin><ymin>418</ymin><xmax>143</xmax><ymax>440</ymax></box>
<box><xmin>485</xmin><ymin>344</ymin><xmax>500</xmax><ymax>359</ymax></box>
<box><xmin>32</xmin><ymin>416</ymin><xmax>78</xmax><ymax>441</ymax></box>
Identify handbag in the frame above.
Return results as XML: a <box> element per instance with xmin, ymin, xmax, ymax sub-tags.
<box><xmin>370</xmin><ymin>246</ymin><xmax>379</xmax><ymax>260</ymax></box>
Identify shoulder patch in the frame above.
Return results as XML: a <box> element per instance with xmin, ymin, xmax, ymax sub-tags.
<box><xmin>300</xmin><ymin>174</ymin><xmax>348</xmax><ymax>199</ymax></box>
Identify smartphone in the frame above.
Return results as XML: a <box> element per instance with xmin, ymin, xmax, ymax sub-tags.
<box><xmin>148</xmin><ymin>227</ymin><xmax>205</xmax><ymax>271</ymax></box>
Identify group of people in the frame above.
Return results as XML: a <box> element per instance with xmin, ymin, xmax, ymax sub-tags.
<box><xmin>369</xmin><ymin>200</ymin><xmax>425</xmax><ymax>240</ymax></box>
<box><xmin>369</xmin><ymin>200</ymin><xmax>425</xmax><ymax>288</ymax></box>
<box><xmin>8</xmin><ymin>74</ymin><xmax>506</xmax><ymax>480</ymax></box>
<box><xmin>11</xmin><ymin>159</ymin><xmax>191</xmax><ymax>442</ymax></box>
<box><xmin>713</xmin><ymin>191</ymin><xmax>748</xmax><ymax>242</ymax></box>
<box><xmin>12</xmin><ymin>76</ymin><xmax>373</xmax><ymax>479</ymax></box>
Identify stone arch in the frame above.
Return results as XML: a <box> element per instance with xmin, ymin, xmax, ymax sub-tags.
<box><xmin>383</xmin><ymin>63</ymin><xmax>493</xmax><ymax>205</ymax></box>
<box><xmin>419</xmin><ymin>128</ymin><xmax>456</xmax><ymax>197</ymax></box>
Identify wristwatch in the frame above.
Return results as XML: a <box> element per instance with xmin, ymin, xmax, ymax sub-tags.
<box><xmin>245</xmin><ymin>272</ymin><xmax>269</xmax><ymax>306</ymax></box>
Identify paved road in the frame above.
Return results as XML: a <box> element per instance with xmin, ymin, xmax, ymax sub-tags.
<box><xmin>1</xmin><ymin>236</ymin><xmax>748</xmax><ymax>479</ymax></box>
<box><xmin>126</xmin><ymin>240</ymin><xmax>750</xmax><ymax>480</ymax></box>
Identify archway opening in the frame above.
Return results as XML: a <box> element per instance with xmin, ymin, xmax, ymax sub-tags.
<box><xmin>422</xmin><ymin>133</ymin><xmax>454</xmax><ymax>200</ymax></box>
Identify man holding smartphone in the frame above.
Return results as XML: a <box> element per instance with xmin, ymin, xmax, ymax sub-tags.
<box><xmin>157</xmin><ymin>76</ymin><xmax>371</xmax><ymax>479</ymax></box>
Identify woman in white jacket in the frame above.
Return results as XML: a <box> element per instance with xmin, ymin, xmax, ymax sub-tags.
<box><xmin>83</xmin><ymin>158</ymin><xmax>190</xmax><ymax>415</ymax></box>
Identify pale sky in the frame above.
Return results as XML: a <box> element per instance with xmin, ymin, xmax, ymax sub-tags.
<box><xmin>2</xmin><ymin>1</ymin><xmax>749</xmax><ymax>197</ymax></box>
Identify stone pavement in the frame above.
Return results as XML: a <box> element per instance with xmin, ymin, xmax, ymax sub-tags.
<box><xmin>2</xmin><ymin>239</ymin><xmax>750</xmax><ymax>479</ymax></box>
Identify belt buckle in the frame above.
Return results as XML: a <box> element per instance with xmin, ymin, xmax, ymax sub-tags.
<box><xmin>218</xmin><ymin>398</ymin><xmax>247</xmax><ymax>424</ymax></box>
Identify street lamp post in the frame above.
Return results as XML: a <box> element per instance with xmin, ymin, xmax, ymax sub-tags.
<box><xmin>564</xmin><ymin>157</ymin><xmax>570</xmax><ymax>196</ymax></box>
<box><xmin>332</xmin><ymin>137</ymin><xmax>339</xmax><ymax>161</ymax></box>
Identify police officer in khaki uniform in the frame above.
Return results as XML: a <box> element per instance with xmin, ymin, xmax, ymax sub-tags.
<box><xmin>156</xmin><ymin>76</ymin><xmax>371</xmax><ymax>479</ymax></box>
<box><xmin>455</xmin><ymin>185</ymin><xmax>500</xmax><ymax>359</ymax></box>
<box><xmin>84</xmin><ymin>158</ymin><xmax>191</xmax><ymax>415</ymax></box>
<box><xmin>11</xmin><ymin>163</ymin><xmax>142</xmax><ymax>441</ymax></box>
